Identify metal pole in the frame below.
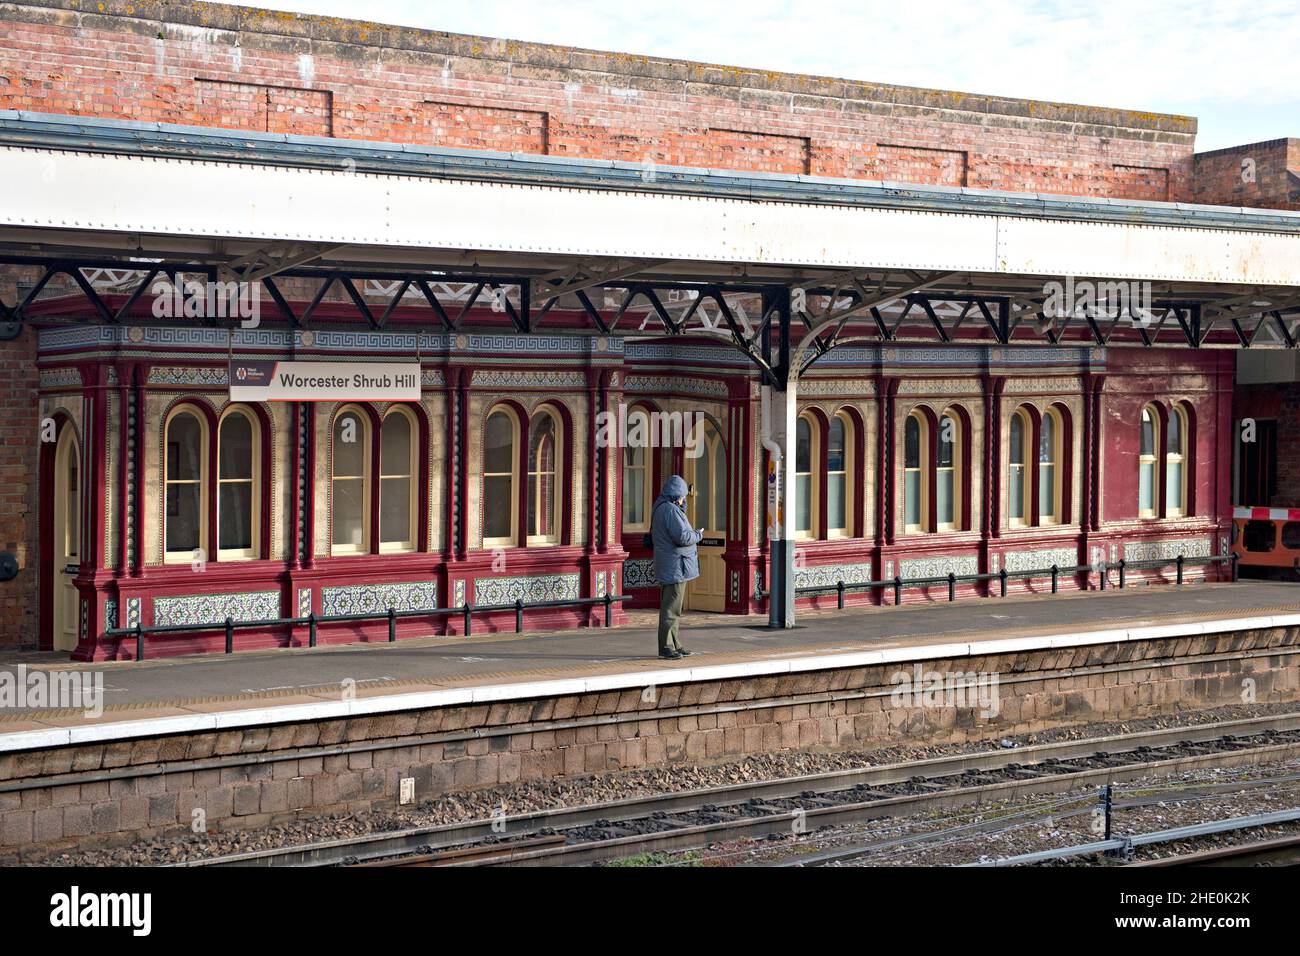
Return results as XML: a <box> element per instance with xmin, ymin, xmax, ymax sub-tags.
<box><xmin>515</xmin><ymin>598</ymin><xmax>524</xmax><ymax>634</ymax></box>
<box><xmin>893</xmin><ymin>575</ymin><xmax>902</xmax><ymax>606</ymax></box>
<box><xmin>1118</xmin><ymin>559</ymin><xmax>1126</xmax><ymax>589</ymax></box>
<box><xmin>999</xmin><ymin>567</ymin><xmax>1007</xmax><ymax>598</ymax></box>
<box><xmin>604</xmin><ymin>591</ymin><xmax>613</xmax><ymax>628</ymax></box>
<box><xmin>1176</xmin><ymin>554</ymin><xmax>1184</xmax><ymax>584</ymax></box>
<box><xmin>135</xmin><ymin>622</ymin><xmax>144</xmax><ymax>661</ymax></box>
<box><xmin>308</xmin><ymin>611</ymin><xmax>317</xmax><ymax>648</ymax></box>
<box><xmin>837</xmin><ymin>580</ymin><xmax>845</xmax><ymax>610</ymax></box>
<box><xmin>463</xmin><ymin>602</ymin><xmax>472</xmax><ymax>637</ymax></box>
<box><xmin>1051</xmin><ymin>564</ymin><xmax>1059</xmax><ymax>594</ymax></box>
<box><xmin>225</xmin><ymin>616</ymin><xmax>233</xmax><ymax>655</ymax></box>
<box><xmin>388</xmin><ymin>606</ymin><xmax>396</xmax><ymax>642</ymax></box>
<box><xmin>947</xmin><ymin>572</ymin><xmax>956</xmax><ymax>602</ymax></box>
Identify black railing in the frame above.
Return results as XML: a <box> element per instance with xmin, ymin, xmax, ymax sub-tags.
<box><xmin>104</xmin><ymin>593</ymin><xmax>631</xmax><ymax>661</ymax></box>
<box><xmin>756</xmin><ymin>552</ymin><xmax>1238</xmax><ymax>608</ymax></box>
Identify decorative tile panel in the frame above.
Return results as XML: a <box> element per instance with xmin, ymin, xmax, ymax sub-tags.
<box><xmin>1003</xmin><ymin>547</ymin><xmax>1077</xmax><ymax>572</ymax></box>
<box><xmin>795</xmin><ymin>561</ymin><xmax>873</xmax><ymax>589</ymax></box>
<box><xmin>897</xmin><ymin>555</ymin><xmax>979</xmax><ymax>580</ymax></box>
<box><xmin>623</xmin><ymin>559</ymin><xmax>659</xmax><ymax>590</ymax></box>
<box><xmin>1124</xmin><ymin>538</ymin><xmax>1212</xmax><ymax>563</ymax></box>
<box><xmin>153</xmin><ymin>590</ymin><xmax>280</xmax><ymax>627</ymax></box>
<box><xmin>104</xmin><ymin>599</ymin><xmax>118</xmax><ymax>631</ymax></box>
<box><xmin>474</xmin><ymin>573</ymin><xmax>580</xmax><ymax>606</ymax></box>
<box><xmin>39</xmin><ymin>367</ymin><xmax>82</xmax><ymax>389</ymax></box>
<box><xmin>453</xmin><ymin>579</ymin><xmax>468</xmax><ymax>608</ymax></box>
<box><xmin>320</xmin><ymin>582</ymin><xmax>439</xmax><ymax>616</ymax></box>
<box><xmin>296</xmin><ymin>587</ymin><xmax>312</xmax><ymax>617</ymax></box>
<box><xmin>126</xmin><ymin>597</ymin><xmax>141</xmax><ymax>628</ymax></box>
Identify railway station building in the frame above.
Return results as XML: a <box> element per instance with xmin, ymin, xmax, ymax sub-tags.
<box><xmin>2</xmin><ymin>0</ymin><xmax>1299</xmax><ymax>661</ymax></box>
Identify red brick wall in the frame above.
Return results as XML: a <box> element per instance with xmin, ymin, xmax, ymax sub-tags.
<box><xmin>1193</xmin><ymin>139</ymin><xmax>1300</xmax><ymax>210</ymax></box>
<box><xmin>0</xmin><ymin>328</ymin><xmax>39</xmax><ymax>649</ymax></box>
<box><xmin>0</xmin><ymin>0</ymin><xmax>1197</xmax><ymax>199</ymax></box>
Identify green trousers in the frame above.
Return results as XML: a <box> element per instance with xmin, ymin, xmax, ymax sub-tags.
<box><xmin>657</xmin><ymin>581</ymin><xmax>686</xmax><ymax>653</ymax></box>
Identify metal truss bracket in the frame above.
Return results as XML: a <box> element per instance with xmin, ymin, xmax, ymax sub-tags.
<box><xmin>217</xmin><ymin>241</ymin><xmax>346</xmax><ymax>284</ymax></box>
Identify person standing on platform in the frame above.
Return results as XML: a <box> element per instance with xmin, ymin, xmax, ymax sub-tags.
<box><xmin>650</xmin><ymin>474</ymin><xmax>703</xmax><ymax>660</ymax></box>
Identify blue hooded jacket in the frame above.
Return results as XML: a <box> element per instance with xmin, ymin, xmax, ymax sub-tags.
<box><xmin>650</xmin><ymin>475</ymin><xmax>702</xmax><ymax>584</ymax></box>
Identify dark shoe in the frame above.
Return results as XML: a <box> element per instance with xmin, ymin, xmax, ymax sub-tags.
<box><xmin>659</xmin><ymin>649</ymin><xmax>682</xmax><ymax>660</ymax></box>
<box><xmin>675</xmin><ymin>648</ymin><xmax>693</xmax><ymax>656</ymax></box>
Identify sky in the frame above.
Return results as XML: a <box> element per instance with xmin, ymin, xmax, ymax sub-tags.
<box><xmin>247</xmin><ymin>0</ymin><xmax>1299</xmax><ymax>151</ymax></box>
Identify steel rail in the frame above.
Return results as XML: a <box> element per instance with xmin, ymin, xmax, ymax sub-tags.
<box><xmin>172</xmin><ymin>712</ymin><xmax>1300</xmax><ymax>868</ymax></box>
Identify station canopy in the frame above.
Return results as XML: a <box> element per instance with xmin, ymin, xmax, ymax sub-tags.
<box><xmin>4</xmin><ymin>110</ymin><xmax>1300</xmax><ymax>381</ymax></box>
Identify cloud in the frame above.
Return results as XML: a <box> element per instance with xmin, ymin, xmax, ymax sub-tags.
<box><xmin>246</xmin><ymin>0</ymin><xmax>1300</xmax><ymax>150</ymax></box>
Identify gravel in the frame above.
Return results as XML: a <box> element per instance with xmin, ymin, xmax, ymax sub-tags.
<box><xmin>30</xmin><ymin>699</ymin><xmax>1300</xmax><ymax>867</ymax></box>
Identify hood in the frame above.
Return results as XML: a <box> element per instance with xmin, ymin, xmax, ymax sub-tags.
<box><xmin>656</xmin><ymin>474</ymin><xmax>689</xmax><ymax>504</ymax></box>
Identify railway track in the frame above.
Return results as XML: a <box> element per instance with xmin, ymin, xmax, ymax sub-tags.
<box><xmin>176</xmin><ymin>711</ymin><xmax>1300</xmax><ymax>868</ymax></box>
<box><xmin>1129</xmin><ymin>833</ymin><xmax>1300</xmax><ymax>867</ymax></box>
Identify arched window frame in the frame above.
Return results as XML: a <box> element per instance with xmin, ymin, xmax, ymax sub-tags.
<box><xmin>163</xmin><ymin>403</ymin><xmax>211</xmax><ymax>564</ymax></box>
<box><xmin>329</xmin><ymin>403</ymin><xmax>373</xmax><ymax>556</ymax></box>
<box><xmin>1166</xmin><ymin>403</ymin><xmax>1189</xmax><ymax>518</ymax></box>
<box><xmin>622</xmin><ymin>404</ymin><xmax>653</xmax><ymax>534</ymax></box>
<box><xmin>903</xmin><ymin>410</ymin><xmax>931</xmax><ymax>535</ymax></box>
<box><xmin>1139</xmin><ymin>404</ymin><xmax>1161</xmax><ymax>519</ymax></box>
<box><xmin>1038</xmin><ymin>407</ymin><xmax>1063</xmax><ymax>526</ymax></box>
<box><xmin>1008</xmin><ymin>407</ymin><xmax>1032</xmax><ymax>528</ymax></box>
<box><xmin>827</xmin><ymin>411</ymin><xmax>853</xmax><ymax>538</ymax></box>
<box><xmin>795</xmin><ymin>413</ymin><xmax>820</xmax><ymax>541</ymax></box>
<box><xmin>936</xmin><ymin>409</ymin><xmax>962</xmax><ymax>532</ymax></box>
<box><xmin>483</xmin><ymin>404</ymin><xmax>521</xmax><ymax>549</ymax></box>
<box><xmin>527</xmin><ymin>406</ymin><xmax>563</xmax><ymax>547</ymax></box>
<box><xmin>216</xmin><ymin>404</ymin><xmax>261</xmax><ymax>561</ymax></box>
<box><xmin>379</xmin><ymin>404</ymin><xmax>419</xmax><ymax>553</ymax></box>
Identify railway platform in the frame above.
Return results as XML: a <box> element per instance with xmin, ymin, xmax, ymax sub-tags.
<box><xmin>3</xmin><ymin>580</ymin><xmax>1298</xmax><ymax>747</ymax></box>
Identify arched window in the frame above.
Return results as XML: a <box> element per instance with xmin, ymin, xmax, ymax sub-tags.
<box><xmin>527</xmin><ymin>409</ymin><xmax>560</xmax><ymax>545</ymax></box>
<box><xmin>622</xmin><ymin>407</ymin><xmax>651</xmax><ymax>532</ymax></box>
<box><xmin>1009</xmin><ymin>409</ymin><xmax>1030</xmax><ymax>527</ymax></box>
<box><xmin>937</xmin><ymin>411</ymin><xmax>960</xmax><ymax>531</ymax></box>
<box><xmin>1166</xmin><ymin>405</ymin><xmax>1187</xmax><ymax>517</ymax></box>
<box><xmin>904</xmin><ymin>412</ymin><xmax>928</xmax><ymax>534</ymax></box>
<box><xmin>380</xmin><ymin>406</ymin><xmax>417</xmax><ymax>552</ymax></box>
<box><xmin>164</xmin><ymin>407</ymin><xmax>206</xmax><ymax>560</ymax></box>
<box><xmin>483</xmin><ymin>407</ymin><xmax>519</xmax><ymax>547</ymax></box>
<box><xmin>217</xmin><ymin>407</ymin><xmax>258</xmax><ymax>559</ymax></box>
<box><xmin>795</xmin><ymin>415</ymin><xmax>817</xmax><ymax>539</ymax></box>
<box><xmin>827</xmin><ymin>414</ymin><xmax>850</xmax><ymax>537</ymax></box>
<box><xmin>331</xmin><ymin>406</ymin><xmax>370</xmax><ymax>555</ymax></box>
<box><xmin>1139</xmin><ymin>405</ymin><xmax>1159</xmax><ymax>518</ymax></box>
<box><xmin>1038</xmin><ymin>410</ymin><xmax>1061</xmax><ymax>524</ymax></box>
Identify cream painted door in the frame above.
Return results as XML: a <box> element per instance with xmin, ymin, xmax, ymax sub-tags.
<box><xmin>53</xmin><ymin>428</ymin><xmax>81</xmax><ymax>651</ymax></box>
<box><xmin>685</xmin><ymin>421</ymin><xmax>727</xmax><ymax>612</ymax></box>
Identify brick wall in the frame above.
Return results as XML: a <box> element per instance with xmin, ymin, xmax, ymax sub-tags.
<box><xmin>0</xmin><ymin>0</ymin><xmax>1196</xmax><ymax>198</ymax></box>
<box><xmin>1193</xmin><ymin>138</ymin><xmax>1300</xmax><ymax>210</ymax></box>
<box><xmin>3</xmin><ymin>624</ymin><xmax>1298</xmax><ymax>857</ymax></box>
<box><xmin>0</xmin><ymin>329</ymin><xmax>38</xmax><ymax>650</ymax></box>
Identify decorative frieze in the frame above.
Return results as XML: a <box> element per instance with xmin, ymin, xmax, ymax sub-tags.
<box><xmin>623</xmin><ymin>374</ymin><xmax>729</xmax><ymax>397</ymax></box>
<box><xmin>472</xmin><ymin>369</ymin><xmax>586</xmax><ymax>389</ymax></box>
<box><xmin>38</xmin><ymin>367</ymin><xmax>82</xmax><ymax>389</ymax></box>
<box><xmin>147</xmin><ymin>366</ymin><xmax>229</xmax><ymax>387</ymax></box>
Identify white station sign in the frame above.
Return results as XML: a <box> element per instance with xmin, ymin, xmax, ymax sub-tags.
<box><xmin>229</xmin><ymin>360</ymin><xmax>421</xmax><ymax>401</ymax></box>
